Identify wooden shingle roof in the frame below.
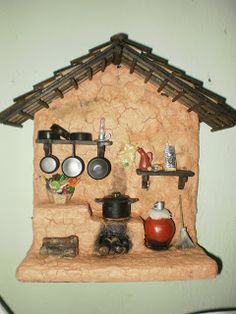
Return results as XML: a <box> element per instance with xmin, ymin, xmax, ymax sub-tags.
<box><xmin>0</xmin><ymin>33</ymin><xmax>236</xmax><ymax>131</ymax></box>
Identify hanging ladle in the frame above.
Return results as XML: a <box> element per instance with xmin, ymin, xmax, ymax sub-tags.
<box><xmin>62</xmin><ymin>144</ymin><xmax>85</xmax><ymax>178</ymax></box>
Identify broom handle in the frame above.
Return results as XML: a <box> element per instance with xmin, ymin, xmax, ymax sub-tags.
<box><xmin>179</xmin><ymin>194</ymin><xmax>185</xmax><ymax>228</ymax></box>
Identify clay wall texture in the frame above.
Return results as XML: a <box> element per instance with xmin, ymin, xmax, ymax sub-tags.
<box><xmin>34</xmin><ymin>65</ymin><xmax>199</xmax><ymax>242</ymax></box>
<box><xmin>1</xmin><ymin>1</ymin><xmax>235</xmax><ymax>311</ymax></box>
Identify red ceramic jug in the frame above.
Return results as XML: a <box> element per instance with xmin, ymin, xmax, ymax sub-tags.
<box><xmin>137</xmin><ymin>147</ymin><xmax>153</xmax><ymax>170</ymax></box>
<box><xmin>144</xmin><ymin>201</ymin><xmax>175</xmax><ymax>250</ymax></box>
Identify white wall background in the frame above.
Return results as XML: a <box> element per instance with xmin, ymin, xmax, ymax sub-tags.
<box><xmin>0</xmin><ymin>1</ymin><xmax>235</xmax><ymax>313</ymax></box>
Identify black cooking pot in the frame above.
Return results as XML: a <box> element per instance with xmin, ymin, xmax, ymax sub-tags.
<box><xmin>95</xmin><ymin>192</ymin><xmax>139</xmax><ymax>219</ymax></box>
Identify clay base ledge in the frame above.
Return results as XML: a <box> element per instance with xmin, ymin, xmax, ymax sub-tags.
<box><xmin>16</xmin><ymin>246</ymin><xmax>218</xmax><ymax>282</ymax></box>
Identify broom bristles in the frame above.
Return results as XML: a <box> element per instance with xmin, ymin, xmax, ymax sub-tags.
<box><xmin>175</xmin><ymin>227</ymin><xmax>195</xmax><ymax>249</ymax></box>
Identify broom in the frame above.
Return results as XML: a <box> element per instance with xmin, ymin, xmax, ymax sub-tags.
<box><xmin>175</xmin><ymin>194</ymin><xmax>195</xmax><ymax>249</ymax></box>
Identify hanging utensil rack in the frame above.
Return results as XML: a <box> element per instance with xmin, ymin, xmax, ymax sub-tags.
<box><xmin>36</xmin><ymin>139</ymin><xmax>113</xmax><ymax>146</ymax></box>
<box><xmin>36</xmin><ymin>139</ymin><xmax>113</xmax><ymax>172</ymax></box>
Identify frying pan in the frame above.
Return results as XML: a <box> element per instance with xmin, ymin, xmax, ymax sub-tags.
<box><xmin>87</xmin><ymin>145</ymin><xmax>111</xmax><ymax>180</ymax></box>
<box><xmin>40</xmin><ymin>143</ymin><xmax>60</xmax><ymax>174</ymax></box>
<box><xmin>62</xmin><ymin>144</ymin><xmax>85</xmax><ymax>178</ymax></box>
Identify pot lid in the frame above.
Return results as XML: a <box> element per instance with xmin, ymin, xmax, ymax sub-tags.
<box><xmin>97</xmin><ymin>192</ymin><xmax>134</xmax><ymax>203</ymax></box>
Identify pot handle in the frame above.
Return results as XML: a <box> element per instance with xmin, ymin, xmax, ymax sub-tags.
<box><xmin>95</xmin><ymin>198</ymin><xmax>104</xmax><ymax>204</ymax></box>
<box><xmin>50</xmin><ymin>124</ymin><xmax>71</xmax><ymax>140</ymax></box>
<box><xmin>147</xmin><ymin>152</ymin><xmax>153</xmax><ymax>161</ymax></box>
<box><xmin>128</xmin><ymin>198</ymin><xmax>139</xmax><ymax>204</ymax></box>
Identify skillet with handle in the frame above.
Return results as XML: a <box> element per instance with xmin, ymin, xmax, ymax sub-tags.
<box><xmin>62</xmin><ymin>144</ymin><xmax>85</xmax><ymax>178</ymax></box>
<box><xmin>87</xmin><ymin>144</ymin><xmax>111</xmax><ymax>180</ymax></box>
<box><xmin>40</xmin><ymin>143</ymin><xmax>60</xmax><ymax>174</ymax></box>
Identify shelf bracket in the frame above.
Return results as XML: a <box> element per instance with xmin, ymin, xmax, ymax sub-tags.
<box><xmin>142</xmin><ymin>175</ymin><xmax>150</xmax><ymax>190</ymax></box>
<box><xmin>178</xmin><ymin>176</ymin><xmax>188</xmax><ymax>190</ymax></box>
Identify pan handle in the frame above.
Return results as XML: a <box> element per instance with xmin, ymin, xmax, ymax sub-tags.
<box><xmin>72</xmin><ymin>143</ymin><xmax>76</xmax><ymax>157</ymax></box>
<box><xmin>43</xmin><ymin>142</ymin><xmax>52</xmax><ymax>156</ymax></box>
<box><xmin>50</xmin><ymin>124</ymin><xmax>71</xmax><ymax>140</ymax></box>
<box><xmin>97</xmin><ymin>144</ymin><xmax>105</xmax><ymax>158</ymax></box>
<box><xmin>95</xmin><ymin>198</ymin><xmax>104</xmax><ymax>204</ymax></box>
<box><xmin>128</xmin><ymin>198</ymin><xmax>139</xmax><ymax>204</ymax></box>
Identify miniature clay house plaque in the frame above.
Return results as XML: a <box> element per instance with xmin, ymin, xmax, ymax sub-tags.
<box><xmin>1</xmin><ymin>34</ymin><xmax>236</xmax><ymax>282</ymax></box>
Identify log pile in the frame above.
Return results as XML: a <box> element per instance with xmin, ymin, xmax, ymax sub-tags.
<box><xmin>40</xmin><ymin>235</ymin><xmax>79</xmax><ymax>258</ymax></box>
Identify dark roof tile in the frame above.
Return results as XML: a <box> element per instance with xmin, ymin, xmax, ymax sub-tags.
<box><xmin>0</xmin><ymin>33</ymin><xmax>235</xmax><ymax>131</ymax></box>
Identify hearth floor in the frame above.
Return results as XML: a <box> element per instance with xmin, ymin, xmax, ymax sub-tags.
<box><xmin>16</xmin><ymin>246</ymin><xmax>218</xmax><ymax>282</ymax></box>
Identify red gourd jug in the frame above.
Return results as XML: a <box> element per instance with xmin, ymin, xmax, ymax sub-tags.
<box><xmin>137</xmin><ymin>147</ymin><xmax>153</xmax><ymax>170</ymax></box>
<box><xmin>144</xmin><ymin>201</ymin><xmax>175</xmax><ymax>250</ymax></box>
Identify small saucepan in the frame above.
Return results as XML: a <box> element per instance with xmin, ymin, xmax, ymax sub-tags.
<box><xmin>62</xmin><ymin>144</ymin><xmax>85</xmax><ymax>178</ymax></box>
<box><xmin>40</xmin><ymin>143</ymin><xmax>60</xmax><ymax>174</ymax></box>
<box><xmin>87</xmin><ymin>145</ymin><xmax>111</xmax><ymax>180</ymax></box>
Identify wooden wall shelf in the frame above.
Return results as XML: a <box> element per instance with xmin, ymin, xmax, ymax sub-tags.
<box><xmin>136</xmin><ymin>169</ymin><xmax>195</xmax><ymax>190</ymax></box>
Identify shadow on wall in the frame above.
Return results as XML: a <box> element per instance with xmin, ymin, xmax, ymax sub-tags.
<box><xmin>109</xmin><ymin>165</ymin><xmax>127</xmax><ymax>194</ymax></box>
<box><xmin>0</xmin><ymin>296</ymin><xmax>15</xmax><ymax>314</ymax></box>
<box><xmin>189</xmin><ymin>309</ymin><xmax>236</xmax><ymax>314</ymax></box>
<box><xmin>198</xmin><ymin>244</ymin><xmax>223</xmax><ymax>275</ymax></box>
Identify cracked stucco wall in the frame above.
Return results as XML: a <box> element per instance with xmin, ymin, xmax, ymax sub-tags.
<box><xmin>34</xmin><ymin>65</ymin><xmax>199</xmax><ymax>242</ymax></box>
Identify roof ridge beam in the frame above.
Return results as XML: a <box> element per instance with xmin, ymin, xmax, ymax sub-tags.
<box><xmin>123</xmin><ymin>38</ymin><xmax>152</xmax><ymax>53</ymax></box>
<box><xmin>89</xmin><ymin>40</ymin><xmax>112</xmax><ymax>53</ymax></box>
<box><xmin>70</xmin><ymin>50</ymin><xmax>101</xmax><ymax>65</ymax></box>
<box><xmin>111</xmin><ymin>44</ymin><xmax>123</xmax><ymax>66</ymax></box>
